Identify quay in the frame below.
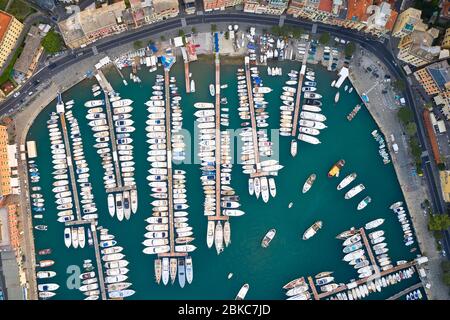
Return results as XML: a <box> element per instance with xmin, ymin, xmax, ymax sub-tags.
<box><xmin>386</xmin><ymin>282</ymin><xmax>423</xmax><ymax>300</ymax></box>
<box><xmin>209</xmin><ymin>52</ymin><xmax>228</xmax><ymax>221</ymax></box>
<box><xmin>157</xmin><ymin>69</ymin><xmax>187</xmax><ymax>258</ymax></box>
<box><xmin>291</xmin><ymin>42</ymin><xmax>310</xmax><ymax>137</ymax></box>
<box><xmin>97</xmin><ymin>70</ymin><xmax>123</xmax><ymax>190</ymax></box>
<box><xmin>90</xmin><ymin>223</ymin><xmax>107</xmax><ymax>300</ymax></box>
<box><xmin>243</xmin><ymin>56</ymin><xmax>267</xmax><ymax>179</ymax></box>
<box><xmin>58</xmin><ymin>110</ymin><xmax>82</xmax><ymax>221</ymax></box>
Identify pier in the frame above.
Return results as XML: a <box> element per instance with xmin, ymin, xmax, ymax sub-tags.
<box><xmin>243</xmin><ymin>56</ymin><xmax>267</xmax><ymax>179</ymax></box>
<box><xmin>58</xmin><ymin>113</ymin><xmax>82</xmax><ymax>221</ymax></box>
<box><xmin>209</xmin><ymin>52</ymin><xmax>228</xmax><ymax>222</ymax></box>
<box><xmin>291</xmin><ymin>43</ymin><xmax>310</xmax><ymax>137</ymax></box>
<box><xmin>308</xmin><ymin>261</ymin><xmax>417</xmax><ymax>300</ymax></box>
<box><xmin>157</xmin><ymin>69</ymin><xmax>187</xmax><ymax>258</ymax></box>
<box><xmin>184</xmin><ymin>60</ymin><xmax>190</xmax><ymax>93</ymax></box>
<box><xmin>359</xmin><ymin>228</ymin><xmax>380</xmax><ymax>275</ymax></box>
<box><xmin>386</xmin><ymin>282</ymin><xmax>422</xmax><ymax>300</ymax></box>
<box><xmin>97</xmin><ymin>70</ymin><xmax>123</xmax><ymax>190</ymax></box>
<box><xmin>90</xmin><ymin>223</ymin><xmax>107</xmax><ymax>300</ymax></box>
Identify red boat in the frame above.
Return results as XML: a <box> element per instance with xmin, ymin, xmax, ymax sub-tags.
<box><xmin>38</xmin><ymin>248</ymin><xmax>52</xmax><ymax>255</ymax></box>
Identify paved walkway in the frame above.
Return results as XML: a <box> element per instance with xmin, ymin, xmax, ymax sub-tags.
<box><xmin>349</xmin><ymin>45</ymin><xmax>450</xmax><ymax>300</ymax></box>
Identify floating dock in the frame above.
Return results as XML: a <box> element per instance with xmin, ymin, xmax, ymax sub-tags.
<box><xmin>243</xmin><ymin>56</ymin><xmax>267</xmax><ymax>179</ymax></box>
<box><xmin>157</xmin><ymin>69</ymin><xmax>188</xmax><ymax>258</ymax></box>
<box><xmin>58</xmin><ymin>112</ymin><xmax>82</xmax><ymax>221</ymax></box>
<box><xmin>386</xmin><ymin>282</ymin><xmax>423</xmax><ymax>300</ymax></box>
<box><xmin>91</xmin><ymin>223</ymin><xmax>107</xmax><ymax>300</ymax></box>
<box><xmin>208</xmin><ymin>52</ymin><xmax>228</xmax><ymax>222</ymax></box>
<box><xmin>291</xmin><ymin>42</ymin><xmax>310</xmax><ymax>137</ymax></box>
<box><xmin>359</xmin><ymin>227</ymin><xmax>380</xmax><ymax>275</ymax></box>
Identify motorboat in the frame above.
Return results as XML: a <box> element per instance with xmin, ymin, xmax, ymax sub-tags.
<box><xmin>261</xmin><ymin>229</ymin><xmax>276</xmax><ymax>248</ymax></box>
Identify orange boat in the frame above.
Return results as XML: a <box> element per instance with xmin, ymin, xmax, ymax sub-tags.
<box><xmin>328</xmin><ymin>159</ymin><xmax>345</xmax><ymax>178</ymax></box>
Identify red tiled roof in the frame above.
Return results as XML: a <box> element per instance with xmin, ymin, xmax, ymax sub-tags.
<box><xmin>385</xmin><ymin>9</ymin><xmax>398</xmax><ymax>31</ymax></box>
<box><xmin>318</xmin><ymin>0</ymin><xmax>333</xmax><ymax>12</ymax></box>
<box><xmin>346</xmin><ymin>0</ymin><xmax>372</xmax><ymax>22</ymax></box>
<box><xmin>0</xmin><ymin>11</ymin><xmax>12</xmax><ymax>43</ymax></box>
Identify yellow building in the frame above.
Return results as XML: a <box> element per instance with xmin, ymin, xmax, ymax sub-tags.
<box><xmin>442</xmin><ymin>28</ymin><xmax>450</xmax><ymax>50</ymax></box>
<box><xmin>0</xmin><ymin>125</ymin><xmax>11</xmax><ymax>199</ymax></box>
<box><xmin>0</xmin><ymin>10</ymin><xmax>24</xmax><ymax>70</ymax></box>
<box><xmin>439</xmin><ymin>171</ymin><xmax>450</xmax><ymax>203</ymax></box>
<box><xmin>397</xmin><ymin>29</ymin><xmax>441</xmax><ymax>67</ymax></box>
<box><xmin>152</xmin><ymin>0</ymin><xmax>179</xmax><ymax>20</ymax></box>
<box><xmin>391</xmin><ymin>8</ymin><xmax>426</xmax><ymax>38</ymax></box>
<box><xmin>414</xmin><ymin>60</ymin><xmax>450</xmax><ymax>96</ymax></box>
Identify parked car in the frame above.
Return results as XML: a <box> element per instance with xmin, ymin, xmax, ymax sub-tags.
<box><xmin>13</xmin><ymin>91</ymin><xmax>20</xmax><ymax>98</ymax></box>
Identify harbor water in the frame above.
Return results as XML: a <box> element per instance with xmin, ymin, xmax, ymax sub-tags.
<box><xmin>27</xmin><ymin>59</ymin><xmax>423</xmax><ymax>299</ymax></box>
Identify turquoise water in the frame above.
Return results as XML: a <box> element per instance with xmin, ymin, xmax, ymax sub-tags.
<box><xmin>27</xmin><ymin>60</ymin><xmax>422</xmax><ymax>300</ymax></box>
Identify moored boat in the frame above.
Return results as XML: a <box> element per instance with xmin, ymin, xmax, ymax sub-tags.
<box><xmin>302</xmin><ymin>174</ymin><xmax>316</xmax><ymax>194</ymax></box>
<box><xmin>302</xmin><ymin>221</ymin><xmax>323</xmax><ymax>240</ymax></box>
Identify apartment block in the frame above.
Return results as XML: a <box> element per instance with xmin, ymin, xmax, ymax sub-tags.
<box><xmin>442</xmin><ymin>27</ymin><xmax>450</xmax><ymax>49</ymax></box>
<box><xmin>0</xmin><ymin>10</ymin><xmax>24</xmax><ymax>70</ymax></box>
<box><xmin>397</xmin><ymin>29</ymin><xmax>441</xmax><ymax>67</ymax></box>
<box><xmin>391</xmin><ymin>8</ymin><xmax>427</xmax><ymax>38</ymax></box>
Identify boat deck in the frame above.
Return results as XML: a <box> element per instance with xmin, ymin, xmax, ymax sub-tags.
<box><xmin>105</xmin><ymin>185</ymin><xmax>134</xmax><ymax>194</ymax></box>
<box><xmin>291</xmin><ymin>42</ymin><xmax>310</xmax><ymax>138</ymax></box>
<box><xmin>59</xmin><ymin>112</ymin><xmax>82</xmax><ymax>221</ymax></box>
<box><xmin>96</xmin><ymin>69</ymin><xmax>113</xmax><ymax>92</ymax></box>
<box><xmin>64</xmin><ymin>219</ymin><xmax>94</xmax><ymax>227</ymax></box>
<box><xmin>91</xmin><ymin>223</ymin><xmax>107</xmax><ymax>300</ymax></box>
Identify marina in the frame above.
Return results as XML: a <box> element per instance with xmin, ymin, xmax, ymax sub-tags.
<box><xmin>25</xmin><ymin>53</ymin><xmax>424</xmax><ymax>299</ymax></box>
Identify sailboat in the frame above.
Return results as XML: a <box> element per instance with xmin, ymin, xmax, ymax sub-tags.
<box><xmin>206</xmin><ymin>221</ymin><xmax>214</xmax><ymax>248</ymax></box>
<box><xmin>224</xmin><ymin>221</ymin><xmax>231</xmax><ymax>247</ymax></box>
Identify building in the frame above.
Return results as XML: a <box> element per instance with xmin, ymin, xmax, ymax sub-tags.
<box><xmin>397</xmin><ymin>29</ymin><xmax>441</xmax><ymax>67</ymax></box>
<box><xmin>152</xmin><ymin>0</ymin><xmax>180</xmax><ymax>20</ymax></box>
<box><xmin>391</xmin><ymin>8</ymin><xmax>427</xmax><ymax>38</ymax></box>
<box><xmin>183</xmin><ymin>0</ymin><xmax>197</xmax><ymax>14</ymax></box>
<box><xmin>439</xmin><ymin>0</ymin><xmax>450</xmax><ymax>22</ymax></box>
<box><xmin>13</xmin><ymin>26</ymin><xmax>44</xmax><ymax>80</ymax></box>
<box><xmin>0</xmin><ymin>126</ymin><xmax>11</xmax><ymax>202</ymax></box>
<box><xmin>202</xmin><ymin>0</ymin><xmax>244</xmax><ymax>11</ymax></box>
<box><xmin>58</xmin><ymin>1</ymin><xmax>127</xmax><ymax>49</ymax></box>
<box><xmin>286</xmin><ymin>0</ymin><xmax>396</xmax><ymax>36</ymax></box>
<box><xmin>442</xmin><ymin>27</ymin><xmax>450</xmax><ymax>49</ymax></box>
<box><xmin>414</xmin><ymin>60</ymin><xmax>450</xmax><ymax>96</ymax></box>
<box><xmin>243</xmin><ymin>0</ymin><xmax>289</xmax><ymax>15</ymax></box>
<box><xmin>0</xmin><ymin>10</ymin><xmax>24</xmax><ymax>70</ymax></box>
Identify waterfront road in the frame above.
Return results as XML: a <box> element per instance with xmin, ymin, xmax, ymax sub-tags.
<box><xmin>1</xmin><ymin>11</ymin><xmax>448</xmax><ymax>256</ymax></box>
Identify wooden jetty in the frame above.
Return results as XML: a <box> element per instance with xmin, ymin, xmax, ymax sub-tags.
<box><xmin>386</xmin><ymin>282</ymin><xmax>423</xmax><ymax>300</ymax></box>
<box><xmin>308</xmin><ymin>260</ymin><xmax>417</xmax><ymax>300</ymax></box>
<box><xmin>64</xmin><ymin>219</ymin><xmax>94</xmax><ymax>227</ymax></box>
<box><xmin>184</xmin><ymin>60</ymin><xmax>190</xmax><ymax>93</ymax></box>
<box><xmin>359</xmin><ymin>227</ymin><xmax>380</xmax><ymax>275</ymax></box>
<box><xmin>291</xmin><ymin>42</ymin><xmax>310</xmax><ymax>137</ymax></box>
<box><xmin>243</xmin><ymin>56</ymin><xmax>267</xmax><ymax>179</ymax></box>
<box><xmin>90</xmin><ymin>223</ymin><xmax>107</xmax><ymax>300</ymax></box>
<box><xmin>209</xmin><ymin>52</ymin><xmax>228</xmax><ymax>222</ymax></box>
<box><xmin>157</xmin><ymin>70</ymin><xmax>187</xmax><ymax>258</ymax></box>
<box><xmin>58</xmin><ymin>113</ymin><xmax>82</xmax><ymax>221</ymax></box>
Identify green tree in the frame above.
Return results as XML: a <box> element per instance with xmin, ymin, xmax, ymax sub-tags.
<box><xmin>211</xmin><ymin>24</ymin><xmax>217</xmax><ymax>33</ymax></box>
<box><xmin>442</xmin><ymin>260</ymin><xmax>450</xmax><ymax>272</ymax></box>
<box><xmin>191</xmin><ymin>27</ymin><xmax>197</xmax><ymax>34</ymax></box>
<box><xmin>178</xmin><ymin>29</ymin><xmax>185</xmax><ymax>37</ymax></box>
<box><xmin>124</xmin><ymin>0</ymin><xmax>131</xmax><ymax>8</ymax></box>
<box><xmin>397</xmin><ymin>107</ymin><xmax>414</xmax><ymax>125</ymax></box>
<box><xmin>409</xmin><ymin>137</ymin><xmax>422</xmax><ymax>160</ymax></box>
<box><xmin>292</xmin><ymin>28</ymin><xmax>303</xmax><ymax>39</ymax></box>
<box><xmin>319</xmin><ymin>33</ymin><xmax>330</xmax><ymax>45</ymax></box>
<box><xmin>344</xmin><ymin>42</ymin><xmax>356</xmax><ymax>57</ymax></box>
<box><xmin>224</xmin><ymin>31</ymin><xmax>229</xmax><ymax>40</ymax></box>
<box><xmin>406</xmin><ymin>122</ymin><xmax>417</xmax><ymax>136</ymax></box>
<box><xmin>443</xmin><ymin>272</ymin><xmax>450</xmax><ymax>286</ymax></box>
<box><xmin>423</xmin><ymin>102</ymin><xmax>433</xmax><ymax>110</ymax></box>
<box><xmin>393</xmin><ymin>79</ymin><xmax>406</xmax><ymax>92</ymax></box>
<box><xmin>438</xmin><ymin>162</ymin><xmax>446</xmax><ymax>171</ymax></box>
<box><xmin>148</xmin><ymin>39</ymin><xmax>154</xmax><ymax>46</ymax></box>
<box><xmin>41</xmin><ymin>30</ymin><xmax>63</xmax><ymax>54</ymax></box>
<box><xmin>133</xmin><ymin>40</ymin><xmax>143</xmax><ymax>50</ymax></box>
<box><xmin>428</xmin><ymin>214</ymin><xmax>450</xmax><ymax>231</ymax></box>
<box><xmin>271</xmin><ymin>26</ymin><xmax>281</xmax><ymax>36</ymax></box>
<box><xmin>160</xmin><ymin>35</ymin><xmax>166</xmax><ymax>41</ymax></box>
